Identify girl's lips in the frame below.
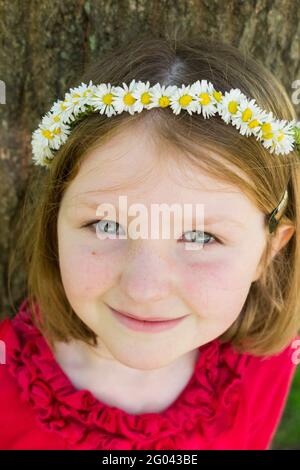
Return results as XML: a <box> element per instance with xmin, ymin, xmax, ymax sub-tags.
<box><xmin>109</xmin><ymin>307</ymin><xmax>188</xmax><ymax>333</ymax></box>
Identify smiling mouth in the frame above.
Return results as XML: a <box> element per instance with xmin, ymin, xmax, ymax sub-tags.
<box><xmin>108</xmin><ymin>306</ymin><xmax>187</xmax><ymax>322</ymax></box>
<box><xmin>108</xmin><ymin>306</ymin><xmax>188</xmax><ymax>333</ymax></box>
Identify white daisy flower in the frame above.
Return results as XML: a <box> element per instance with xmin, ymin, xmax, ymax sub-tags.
<box><xmin>71</xmin><ymin>80</ymin><xmax>96</xmax><ymax>102</ymax></box>
<box><xmin>31</xmin><ymin>112</ymin><xmax>71</xmax><ymax>165</ymax></box>
<box><xmin>254</xmin><ymin>111</ymin><xmax>277</xmax><ymax>141</ymax></box>
<box><xmin>31</xmin><ymin>129</ymin><xmax>54</xmax><ymax>166</ymax></box>
<box><xmin>169</xmin><ymin>84</ymin><xmax>197</xmax><ymax>116</ymax></box>
<box><xmin>131</xmin><ymin>80</ymin><xmax>154</xmax><ymax>112</ymax></box>
<box><xmin>90</xmin><ymin>83</ymin><xmax>117</xmax><ymax>117</ymax></box>
<box><xmin>112</xmin><ymin>80</ymin><xmax>139</xmax><ymax>115</ymax></box>
<box><xmin>231</xmin><ymin>98</ymin><xmax>269</xmax><ymax>137</ymax></box>
<box><xmin>50</xmin><ymin>99</ymin><xmax>75</xmax><ymax>124</ymax></box>
<box><xmin>60</xmin><ymin>80</ymin><xmax>96</xmax><ymax>123</ymax></box>
<box><xmin>189</xmin><ymin>80</ymin><xmax>220</xmax><ymax>118</ymax></box>
<box><xmin>217</xmin><ymin>89</ymin><xmax>247</xmax><ymax>124</ymax></box>
<box><xmin>54</xmin><ymin>95</ymin><xmax>77</xmax><ymax>124</ymax></box>
<box><xmin>146</xmin><ymin>83</ymin><xmax>178</xmax><ymax>110</ymax></box>
<box><xmin>40</xmin><ymin>113</ymin><xmax>71</xmax><ymax>150</ymax></box>
<box><xmin>261</xmin><ymin>119</ymin><xmax>296</xmax><ymax>155</ymax></box>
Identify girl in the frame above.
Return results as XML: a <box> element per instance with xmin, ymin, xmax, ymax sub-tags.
<box><xmin>0</xmin><ymin>35</ymin><xmax>300</xmax><ymax>450</ymax></box>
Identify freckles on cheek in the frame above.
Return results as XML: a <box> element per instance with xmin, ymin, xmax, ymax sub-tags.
<box><xmin>187</xmin><ymin>251</ymin><xmax>258</xmax><ymax>290</ymax></box>
<box><xmin>180</xmin><ymin>259</ymin><xmax>252</xmax><ymax>319</ymax></box>
<box><xmin>59</xmin><ymin>244</ymin><xmax>119</xmax><ymax>298</ymax></box>
<box><xmin>182</xmin><ymin>259</ymin><xmax>238</xmax><ymax>292</ymax></box>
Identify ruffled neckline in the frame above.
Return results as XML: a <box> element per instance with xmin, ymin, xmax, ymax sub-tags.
<box><xmin>6</xmin><ymin>299</ymin><xmax>249</xmax><ymax>450</ymax></box>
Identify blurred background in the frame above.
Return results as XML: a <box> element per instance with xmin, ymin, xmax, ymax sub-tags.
<box><xmin>0</xmin><ymin>0</ymin><xmax>299</xmax><ymax>449</ymax></box>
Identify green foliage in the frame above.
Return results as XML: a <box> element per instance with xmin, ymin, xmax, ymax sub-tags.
<box><xmin>293</xmin><ymin>126</ymin><xmax>300</xmax><ymax>158</ymax></box>
<box><xmin>271</xmin><ymin>366</ymin><xmax>300</xmax><ymax>449</ymax></box>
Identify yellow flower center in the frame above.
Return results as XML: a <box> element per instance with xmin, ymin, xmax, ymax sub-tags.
<box><xmin>262</xmin><ymin>132</ymin><xmax>274</xmax><ymax>140</ymax></box>
<box><xmin>141</xmin><ymin>92</ymin><xmax>151</xmax><ymax>105</ymax></box>
<box><xmin>61</xmin><ymin>102</ymin><xmax>67</xmax><ymax>110</ymax></box>
<box><xmin>248</xmin><ymin>119</ymin><xmax>259</xmax><ymax>129</ymax></box>
<box><xmin>73</xmin><ymin>93</ymin><xmax>81</xmax><ymax>98</ymax></box>
<box><xmin>53</xmin><ymin>128</ymin><xmax>61</xmax><ymax>135</ymax></box>
<box><xmin>213</xmin><ymin>91</ymin><xmax>223</xmax><ymax>102</ymax></box>
<box><xmin>199</xmin><ymin>93</ymin><xmax>211</xmax><ymax>105</ymax></box>
<box><xmin>277</xmin><ymin>132</ymin><xmax>285</xmax><ymax>142</ymax></box>
<box><xmin>179</xmin><ymin>94</ymin><xmax>193</xmax><ymax>107</ymax></box>
<box><xmin>261</xmin><ymin>122</ymin><xmax>272</xmax><ymax>134</ymax></box>
<box><xmin>103</xmin><ymin>93</ymin><xmax>113</xmax><ymax>105</ymax></box>
<box><xmin>123</xmin><ymin>92</ymin><xmax>136</xmax><ymax>106</ymax></box>
<box><xmin>228</xmin><ymin>101</ymin><xmax>238</xmax><ymax>114</ymax></box>
<box><xmin>159</xmin><ymin>96</ymin><xmax>170</xmax><ymax>107</ymax></box>
<box><xmin>53</xmin><ymin>115</ymin><xmax>60</xmax><ymax>122</ymax></box>
<box><xmin>242</xmin><ymin>108</ymin><xmax>252</xmax><ymax>122</ymax></box>
<box><xmin>42</xmin><ymin>130</ymin><xmax>53</xmax><ymax>139</ymax></box>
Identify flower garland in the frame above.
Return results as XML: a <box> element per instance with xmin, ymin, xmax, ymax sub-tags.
<box><xmin>31</xmin><ymin>79</ymin><xmax>300</xmax><ymax>168</ymax></box>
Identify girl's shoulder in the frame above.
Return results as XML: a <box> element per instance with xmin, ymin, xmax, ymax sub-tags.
<box><xmin>0</xmin><ymin>309</ymin><xmax>66</xmax><ymax>449</ymax></box>
<box><xmin>235</xmin><ymin>335</ymin><xmax>300</xmax><ymax>449</ymax></box>
<box><xmin>241</xmin><ymin>335</ymin><xmax>299</xmax><ymax>378</ymax></box>
<box><xmin>236</xmin><ymin>334</ymin><xmax>299</xmax><ymax>406</ymax></box>
<box><xmin>0</xmin><ymin>315</ymin><xmax>36</xmax><ymax>448</ymax></box>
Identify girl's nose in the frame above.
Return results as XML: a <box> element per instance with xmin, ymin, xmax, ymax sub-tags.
<box><xmin>119</xmin><ymin>242</ymin><xmax>175</xmax><ymax>304</ymax></box>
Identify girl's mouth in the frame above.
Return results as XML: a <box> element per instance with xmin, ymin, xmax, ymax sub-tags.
<box><xmin>108</xmin><ymin>307</ymin><xmax>188</xmax><ymax>333</ymax></box>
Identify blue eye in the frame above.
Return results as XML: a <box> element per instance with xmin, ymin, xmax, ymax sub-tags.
<box><xmin>83</xmin><ymin>220</ymin><xmax>218</xmax><ymax>246</ymax></box>
<box><xmin>85</xmin><ymin>219</ymin><xmax>126</xmax><ymax>236</ymax></box>
<box><xmin>180</xmin><ymin>230</ymin><xmax>217</xmax><ymax>246</ymax></box>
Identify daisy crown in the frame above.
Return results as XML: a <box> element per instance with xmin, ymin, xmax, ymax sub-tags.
<box><xmin>31</xmin><ymin>79</ymin><xmax>300</xmax><ymax>169</ymax></box>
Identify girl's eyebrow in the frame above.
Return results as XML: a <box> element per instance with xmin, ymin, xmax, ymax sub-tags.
<box><xmin>203</xmin><ymin>216</ymin><xmax>246</xmax><ymax>229</ymax></box>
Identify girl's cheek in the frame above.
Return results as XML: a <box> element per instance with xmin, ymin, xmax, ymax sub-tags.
<box><xmin>59</xmin><ymin>242</ymin><xmax>123</xmax><ymax>299</ymax></box>
<box><xmin>181</xmin><ymin>247</ymin><xmax>253</xmax><ymax>292</ymax></box>
<box><xmin>179</xmin><ymin>254</ymin><xmax>255</xmax><ymax>320</ymax></box>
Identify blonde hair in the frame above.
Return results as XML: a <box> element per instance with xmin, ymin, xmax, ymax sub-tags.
<box><xmin>9</xmin><ymin>33</ymin><xmax>300</xmax><ymax>356</ymax></box>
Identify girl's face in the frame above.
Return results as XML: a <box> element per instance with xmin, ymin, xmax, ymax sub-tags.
<box><xmin>57</xmin><ymin>121</ymin><xmax>267</xmax><ymax>369</ymax></box>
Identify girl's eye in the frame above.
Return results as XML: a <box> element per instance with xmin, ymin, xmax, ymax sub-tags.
<box><xmin>179</xmin><ymin>230</ymin><xmax>217</xmax><ymax>246</ymax></box>
<box><xmin>84</xmin><ymin>219</ymin><xmax>218</xmax><ymax>245</ymax></box>
<box><xmin>84</xmin><ymin>219</ymin><xmax>126</xmax><ymax>236</ymax></box>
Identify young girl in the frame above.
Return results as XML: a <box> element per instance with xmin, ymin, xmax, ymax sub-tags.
<box><xmin>0</xmin><ymin>35</ymin><xmax>300</xmax><ymax>450</ymax></box>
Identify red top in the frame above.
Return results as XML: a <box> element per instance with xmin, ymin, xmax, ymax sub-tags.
<box><xmin>0</xmin><ymin>298</ymin><xmax>298</xmax><ymax>450</ymax></box>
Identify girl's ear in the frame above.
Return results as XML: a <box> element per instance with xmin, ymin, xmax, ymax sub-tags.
<box><xmin>268</xmin><ymin>224</ymin><xmax>295</xmax><ymax>261</ymax></box>
<box><xmin>252</xmin><ymin>224</ymin><xmax>295</xmax><ymax>282</ymax></box>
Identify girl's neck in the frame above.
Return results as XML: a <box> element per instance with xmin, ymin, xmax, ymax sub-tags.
<box><xmin>52</xmin><ymin>339</ymin><xmax>200</xmax><ymax>415</ymax></box>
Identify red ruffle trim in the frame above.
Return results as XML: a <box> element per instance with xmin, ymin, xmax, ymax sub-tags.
<box><xmin>6</xmin><ymin>299</ymin><xmax>249</xmax><ymax>450</ymax></box>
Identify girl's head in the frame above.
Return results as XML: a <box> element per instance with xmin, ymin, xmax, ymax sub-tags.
<box><xmin>11</xmin><ymin>34</ymin><xmax>300</xmax><ymax>366</ymax></box>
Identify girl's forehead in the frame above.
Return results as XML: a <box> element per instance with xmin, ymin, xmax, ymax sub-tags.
<box><xmin>73</xmin><ymin>144</ymin><xmax>245</xmax><ymax>198</ymax></box>
<box><xmin>68</xmin><ymin>156</ymin><xmax>243</xmax><ymax>205</ymax></box>
<box><xmin>65</xmin><ymin>120</ymin><xmax>254</xmax><ymax>211</ymax></box>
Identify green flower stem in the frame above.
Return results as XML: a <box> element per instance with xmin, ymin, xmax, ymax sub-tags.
<box><xmin>293</xmin><ymin>126</ymin><xmax>300</xmax><ymax>157</ymax></box>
